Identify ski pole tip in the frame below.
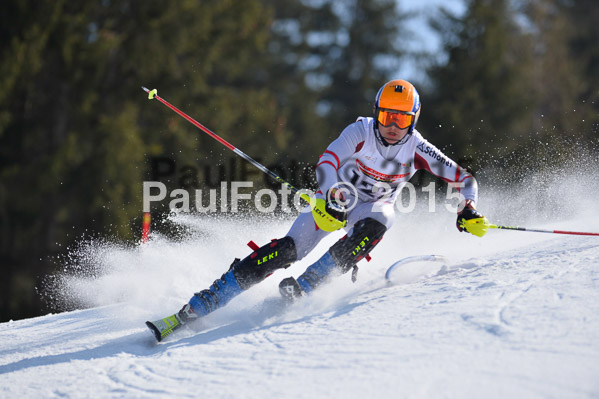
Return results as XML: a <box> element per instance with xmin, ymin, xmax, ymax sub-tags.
<box><xmin>141</xmin><ymin>86</ymin><xmax>157</xmax><ymax>99</ymax></box>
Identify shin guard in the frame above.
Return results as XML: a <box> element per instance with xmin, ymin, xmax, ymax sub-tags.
<box><xmin>232</xmin><ymin>236</ymin><xmax>297</xmax><ymax>290</ymax></box>
<box><xmin>329</xmin><ymin>217</ymin><xmax>386</xmax><ymax>273</ymax></box>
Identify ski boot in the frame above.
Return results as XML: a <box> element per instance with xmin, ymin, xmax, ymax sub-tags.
<box><xmin>279</xmin><ymin>218</ymin><xmax>386</xmax><ymax>300</ymax></box>
<box><xmin>279</xmin><ymin>277</ymin><xmax>303</xmax><ymax>302</ymax></box>
<box><xmin>278</xmin><ymin>251</ymin><xmax>339</xmax><ymax>303</ymax></box>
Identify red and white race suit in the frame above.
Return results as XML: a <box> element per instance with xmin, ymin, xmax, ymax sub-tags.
<box><xmin>285</xmin><ymin>117</ymin><xmax>478</xmax><ymax>260</ymax></box>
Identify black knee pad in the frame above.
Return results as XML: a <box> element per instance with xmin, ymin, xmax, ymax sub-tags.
<box><xmin>232</xmin><ymin>236</ymin><xmax>297</xmax><ymax>290</ymax></box>
<box><xmin>329</xmin><ymin>218</ymin><xmax>386</xmax><ymax>273</ymax></box>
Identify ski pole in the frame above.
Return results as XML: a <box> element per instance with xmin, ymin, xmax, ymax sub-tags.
<box><xmin>141</xmin><ymin>87</ymin><xmax>346</xmax><ymax>231</ymax></box>
<box><xmin>488</xmin><ymin>224</ymin><xmax>599</xmax><ymax>236</ymax></box>
<box><xmin>142</xmin><ymin>87</ymin><xmax>294</xmax><ymax>189</ymax></box>
<box><xmin>461</xmin><ymin>218</ymin><xmax>599</xmax><ymax>237</ymax></box>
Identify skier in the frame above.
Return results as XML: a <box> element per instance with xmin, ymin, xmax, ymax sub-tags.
<box><xmin>147</xmin><ymin>79</ymin><xmax>485</xmax><ymax>340</ymax></box>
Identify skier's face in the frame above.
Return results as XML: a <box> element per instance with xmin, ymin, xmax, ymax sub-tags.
<box><xmin>378</xmin><ymin>124</ymin><xmax>409</xmax><ymax>145</ymax></box>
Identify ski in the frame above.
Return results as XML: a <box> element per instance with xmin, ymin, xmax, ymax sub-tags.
<box><xmin>145</xmin><ymin>314</ymin><xmax>185</xmax><ymax>342</ymax></box>
<box><xmin>146</xmin><ymin>297</ymin><xmax>291</xmax><ymax>343</ymax></box>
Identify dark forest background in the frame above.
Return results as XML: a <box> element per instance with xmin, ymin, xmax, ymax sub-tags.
<box><xmin>1</xmin><ymin>0</ymin><xmax>597</xmax><ymax>321</ymax></box>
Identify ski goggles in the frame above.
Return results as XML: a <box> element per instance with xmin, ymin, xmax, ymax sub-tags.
<box><xmin>377</xmin><ymin>108</ymin><xmax>415</xmax><ymax>129</ymax></box>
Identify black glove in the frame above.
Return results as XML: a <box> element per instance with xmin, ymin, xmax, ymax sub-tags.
<box><xmin>325</xmin><ymin>188</ymin><xmax>347</xmax><ymax>223</ymax></box>
<box><xmin>456</xmin><ymin>201</ymin><xmax>483</xmax><ymax>233</ymax></box>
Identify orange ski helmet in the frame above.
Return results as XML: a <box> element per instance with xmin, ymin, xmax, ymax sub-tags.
<box><xmin>374</xmin><ymin>79</ymin><xmax>421</xmax><ymax>144</ymax></box>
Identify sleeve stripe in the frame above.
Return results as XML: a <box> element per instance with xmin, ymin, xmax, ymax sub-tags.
<box><xmin>316</xmin><ymin>160</ymin><xmax>338</xmax><ymax>171</ymax></box>
<box><xmin>324</xmin><ymin>150</ymin><xmax>340</xmax><ymax>169</ymax></box>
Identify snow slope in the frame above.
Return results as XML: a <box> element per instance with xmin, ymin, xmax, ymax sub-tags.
<box><xmin>1</xmin><ymin>169</ymin><xmax>599</xmax><ymax>398</ymax></box>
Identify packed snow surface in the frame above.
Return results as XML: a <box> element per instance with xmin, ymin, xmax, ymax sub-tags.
<box><xmin>1</xmin><ymin>168</ymin><xmax>599</xmax><ymax>398</ymax></box>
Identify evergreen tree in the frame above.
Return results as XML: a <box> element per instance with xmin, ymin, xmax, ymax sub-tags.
<box><xmin>0</xmin><ymin>0</ymin><xmax>285</xmax><ymax>321</ymax></box>
<box><xmin>298</xmin><ymin>0</ymin><xmax>408</xmax><ymax>134</ymax></box>
<box><xmin>422</xmin><ymin>0</ymin><xmax>535</xmax><ymax>163</ymax></box>
<box><xmin>259</xmin><ymin>0</ymin><xmax>409</xmax><ymax>184</ymax></box>
<box><xmin>560</xmin><ymin>0</ymin><xmax>599</xmax><ymax>141</ymax></box>
<box><xmin>520</xmin><ymin>0</ymin><xmax>585</xmax><ymax>141</ymax></box>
